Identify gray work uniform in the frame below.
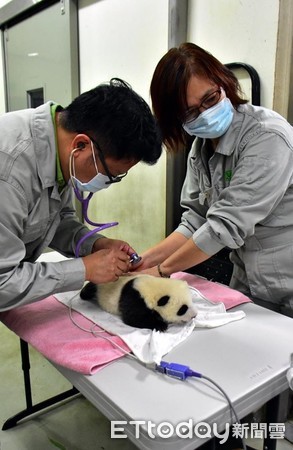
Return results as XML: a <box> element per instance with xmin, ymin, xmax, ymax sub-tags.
<box><xmin>176</xmin><ymin>103</ymin><xmax>293</xmax><ymax>314</ymax></box>
<box><xmin>0</xmin><ymin>102</ymin><xmax>101</xmax><ymax>311</ymax></box>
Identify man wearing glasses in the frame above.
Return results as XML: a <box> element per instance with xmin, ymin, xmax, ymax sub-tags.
<box><xmin>0</xmin><ymin>78</ymin><xmax>162</xmax><ymax>311</ymax></box>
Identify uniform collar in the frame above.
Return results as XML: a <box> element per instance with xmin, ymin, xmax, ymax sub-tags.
<box><xmin>50</xmin><ymin>103</ymin><xmax>66</xmax><ymax>191</ymax></box>
<box><xmin>32</xmin><ymin>102</ymin><xmax>65</xmax><ymax>194</ymax></box>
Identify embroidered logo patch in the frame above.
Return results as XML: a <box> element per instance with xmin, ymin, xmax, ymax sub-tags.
<box><xmin>224</xmin><ymin>170</ymin><xmax>232</xmax><ymax>182</ymax></box>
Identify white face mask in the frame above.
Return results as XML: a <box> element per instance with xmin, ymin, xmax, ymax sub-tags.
<box><xmin>69</xmin><ymin>141</ymin><xmax>111</xmax><ymax>193</ymax></box>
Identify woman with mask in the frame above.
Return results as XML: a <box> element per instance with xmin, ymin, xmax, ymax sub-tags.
<box><xmin>0</xmin><ymin>78</ymin><xmax>162</xmax><ymax>311</ymax></box>
<box><xmin>138</xmin><ymin>43</ymin><xmax>293</xmax><ymax>317</ymax></box>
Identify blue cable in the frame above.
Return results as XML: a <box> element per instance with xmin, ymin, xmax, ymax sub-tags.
<box><xmin>155</xmin><ymin>360</ymin><xmax>247</xmax><ymax>450</ymax></box>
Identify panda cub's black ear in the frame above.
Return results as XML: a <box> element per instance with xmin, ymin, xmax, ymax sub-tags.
<box><xmin>80</xmin><ymin>282</ymin><xmax>97</xmax><ymax>300</ymax></box>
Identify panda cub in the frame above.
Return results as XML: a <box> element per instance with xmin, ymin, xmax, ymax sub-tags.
<box><xmin>80</xmin><ymin>275</ymin><xmax>197</xmax><ymax>332</ymax></box>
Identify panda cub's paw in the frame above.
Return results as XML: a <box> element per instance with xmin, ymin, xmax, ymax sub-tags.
<box><xmin>80</xmin><ymin>282</ymin><xmax>97</xmax><ymax>300</ymax></box>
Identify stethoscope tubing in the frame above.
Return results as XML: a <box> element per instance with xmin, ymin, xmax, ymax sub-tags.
<box><xmin>73</xmin><ymin>187</ymin><xmax>118</xmax><ymax>258</ymax></box>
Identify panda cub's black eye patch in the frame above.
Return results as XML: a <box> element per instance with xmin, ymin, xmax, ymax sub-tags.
<box><xmin>157</xmin><ymin>295</ymin><xmax>170</xmax><ymax>306</ymax></box>
<box><xmin>177</xmin><ymin>304</ymin><xmax>188</xmax><ymax>316</ymax></box>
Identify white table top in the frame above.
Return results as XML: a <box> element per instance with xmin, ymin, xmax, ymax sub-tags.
<box><xmin>54</xmin><ymin>301</ymin><xmax>293</xmax><ymax>450</ymax></box>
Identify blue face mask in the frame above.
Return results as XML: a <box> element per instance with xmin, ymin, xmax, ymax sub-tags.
<box><xmin>72</xmin><ymin>172</ymin><xmax>111</xmax><ymax>193</ymax></box>
<box><xmin>69</xmin><ymin>142</ymin><xmax>111</xmax><ymax>193</ymax></box>
<box><xmin>183</xmin><ymin>97</ymin><xmax>234</xmax><ymax>139</ymax></box>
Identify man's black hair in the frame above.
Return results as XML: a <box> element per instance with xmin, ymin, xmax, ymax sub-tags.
<box><xmin>59</xmin><ymin>78</ymin><xmax>162</xmax><ymax>164</ymax></box>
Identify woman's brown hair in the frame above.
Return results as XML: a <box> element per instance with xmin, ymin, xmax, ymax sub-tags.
<box><xmin>150</xmin><ymin>43</ymin><xmax>247</xmax><ymax>152</ymax></box>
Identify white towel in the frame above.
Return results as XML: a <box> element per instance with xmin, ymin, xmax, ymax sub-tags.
<box><xmin>55</xmin><ymin>286</ymin><xmax>245</xmax><ymax>365</ymax></box>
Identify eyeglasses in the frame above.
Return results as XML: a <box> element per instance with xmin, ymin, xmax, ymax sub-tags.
<box><xmin>184</xmin><ymin>88</ymin><xmax>222</xmax><ymax>123</ymax></box>
<box><xmin>90</xmin><ymin>138</ymin><xmax>128</xmax><ymax>184</ymax></box>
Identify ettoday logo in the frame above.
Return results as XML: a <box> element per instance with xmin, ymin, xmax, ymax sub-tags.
<box><xmin>111</xmin><ymin>420</ymin><xmax>286</xmax><ymax>442</ymax></box>
<box><xmin>111</xmin><ymin>420</ymin><xmax>230</xmax><ymax>442</ymax></box>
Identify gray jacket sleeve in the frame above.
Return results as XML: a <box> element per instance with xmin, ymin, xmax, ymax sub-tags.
<box><xmin>176</xmin><ymin>152</ymin><xmax>209</xmax><ymax>239</ymax></box>
<box><xmin>176</xmin><ymin>132</ymin><xmax>293</xmax><ymax>256</ymax></box>
<box><xmin>0</xmin><ymin>180</ymin><xmax>87</xmax><ymax>311</ymax></box>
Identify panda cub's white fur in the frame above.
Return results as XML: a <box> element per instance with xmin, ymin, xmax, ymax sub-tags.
<box><xmin>80</xmin><ymin>274</ymin><xmax>197</xmax><ymax>332</ymax></box>
<box><xmin>96</xmin><ymin>275</ymin><xmax>131</xmax><ymax>315</ymax></box>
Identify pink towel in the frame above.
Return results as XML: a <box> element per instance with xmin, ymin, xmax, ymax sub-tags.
<box><xmin>0</xmin><ymin>274</ymin><xmax>250</xmax><ymax>375</ymax></box>
<box><xmin>171</xmin><ymin>272</ymin><xmax>251</xmax><ymax>309</ymax></box>
<box><xmin>0</xmin><ymin>296</ymin><xmax>130</xmax><ymax>375</ymax></box>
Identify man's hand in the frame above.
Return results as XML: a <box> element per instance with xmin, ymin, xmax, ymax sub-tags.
<box><xmin>92</xmin><ymin>237</ymin><xmax>135</xmax><ymax>255</ymax></box>
<box><xmin>82</xmin><ymin>248</ymin><xmax>131</xmax><ymax>284</ymax></box>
